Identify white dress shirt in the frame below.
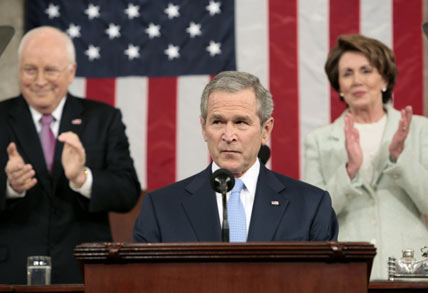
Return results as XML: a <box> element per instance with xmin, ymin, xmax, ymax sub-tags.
<box><xmin>213</xmin><ymin>159</ymin><xmax>260</xmax><ymax>236</ymax></box>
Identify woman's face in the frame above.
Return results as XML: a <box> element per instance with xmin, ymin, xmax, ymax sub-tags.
<box><xmin>338</xmin><ymin>51</ymin><xmax>387</xmax><ymax>111</ymax></box>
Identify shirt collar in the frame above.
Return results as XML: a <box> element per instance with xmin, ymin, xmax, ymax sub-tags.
<box><xmin>29</xmin><ymin>96</ymin><xmax>66</xmax><ymax>126</ymax></box>
<box><xmin>211</xmin><ymin>159</ymin><xmax>260</xmax><ymax>194</ymax></box>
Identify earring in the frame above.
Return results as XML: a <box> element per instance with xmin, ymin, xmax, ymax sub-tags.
<box><xmin>382</xmin><ymin>88</ymin><xmax>387</xmax><ymax>92</ymax></box>
<box><xmin>339</xmin><ymin>92</ymin><xmax>344</xmax><ymax>97</ymax></box>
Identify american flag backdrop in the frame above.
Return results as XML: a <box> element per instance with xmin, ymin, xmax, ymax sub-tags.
<box><xmin>26</xmin><ymin>0</ymin><xmax>425</xmax><ymax>190</ymax></box>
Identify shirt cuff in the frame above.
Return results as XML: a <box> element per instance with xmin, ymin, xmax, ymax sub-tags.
<box><xmin>6</xmin><ymin>180</ymin><xmax>26</xmax><ymax>199</ymax></box>
<box><xmin>69</xmin><ymin>167</ymin><xmax>93</xmax><ymax>199</ymax></box>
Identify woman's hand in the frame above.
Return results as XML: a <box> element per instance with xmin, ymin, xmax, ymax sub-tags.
<box><xmin>389</xmin><ymin>105</ymin><xmax>412</xmax><ymax>162</ymax></box>
<box><xmin>344</xmin><ymin>112</ymin><xmax>363</xmax><ymax>180</ymax></box>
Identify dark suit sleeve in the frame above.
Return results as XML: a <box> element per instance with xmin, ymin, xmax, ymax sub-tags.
<box><xmin>310</xmin><ymin>190</ymin><xmax>338</xmax><ymax>241</ymax></box>
<box><xmin>85</xmin><ymin>108</ymin><xmax>141</xmax><ymax>213</ymax></box>
<box><xmin>133</xmin><ymin>192</ymin><xmax>160</xmax><ymax>242</ymax></box>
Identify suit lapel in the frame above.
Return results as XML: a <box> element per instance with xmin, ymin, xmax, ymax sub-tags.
<box><xmin>247</xmin><ymin>165</ymin><xmax>289</xmax><ymax>241</ymax></box>
<box><xmin>181</xmin><ymin>166</ymin><xmax>222</xmax><ymax>241</ymax></box>
<box><xmin>8</xmin><ymin>97</ymin><xmax>51</xmax><ymax>192</ymax></box>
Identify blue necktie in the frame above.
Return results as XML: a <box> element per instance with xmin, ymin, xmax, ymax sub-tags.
<box><xmin>228</xmin><ymin>178</ymin><xmax>246</xmax><ymax>242</ymax></box>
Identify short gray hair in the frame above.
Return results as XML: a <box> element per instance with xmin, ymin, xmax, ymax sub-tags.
<box><xmin>18</xmin><ymin>26</ymin><xmax>76</xmax><ymax>65</ymax></box>
<box><xmin>200</xmin><ymin>71</ymin><xmax>274</xmax><ymax>125</ymax></box>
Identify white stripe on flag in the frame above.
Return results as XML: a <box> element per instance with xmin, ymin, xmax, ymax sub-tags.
<box><xmin>235</xmin><ymin>0</ymin><xmax>269</xmax><ymax>88</ymax></box>
<box><xmin>360</xmin><ymin>0</ymin><xmax>393</xmax><ymax>47</ymax></box>
<box><xmin>298</xmin><ymin>0</ymin><xmax>331</xmax><ymax>178</ymax></box>
<box><xmin>176</xmin><ymin>75</ymin><xmax>210</xmax><ymax>181</ymax></box>
<box><xmin>116</xmin><ymin>77</ymin><xmax>149</xmax><ymax>189</ymax></box>
<box><xmin>69</xmin><ymin>77</ymin><xmax>86</xmax><ymax>98</ymax></box>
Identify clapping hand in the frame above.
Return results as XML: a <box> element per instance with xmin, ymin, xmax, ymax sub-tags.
<box><xmin>389</xmin><ymin>105</ymin><xmax>412</xmax><ymax>162</ymax></box>
<box><xmin>5</xmin><ymin>142</ymin><xmax>37</xmax><ymax>193</ymax></box>
<box><xmin>58</xmin><ymin>131</ymin><xmax>87</xmax><ymax>188</ymax></box>
<box><xmin>344</xmin><ymin>112</ymin><xmax>363</xmax><ymax>180</ymax></box>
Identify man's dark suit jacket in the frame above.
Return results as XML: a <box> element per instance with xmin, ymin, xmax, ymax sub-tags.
<box><xmin>0</xmin><ymin>94</ymin><xmax>141</xmax><ymax>284</ymax></box>
<box><xmin>134</xmin><ymin>163</ymin><xmax>338</xmax><ymax>242</ymax></box>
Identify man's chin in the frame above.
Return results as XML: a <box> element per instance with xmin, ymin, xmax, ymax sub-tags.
<box><xmin>216</xmin><ymin>161</ymin><xmax>240</xmax><ymax>173</ymax></box>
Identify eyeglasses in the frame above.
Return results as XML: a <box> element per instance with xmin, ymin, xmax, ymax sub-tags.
<box><xmin>21</xmin><ymin>64</ymin><xmax>72</xmax><ymax>81</ymax></box>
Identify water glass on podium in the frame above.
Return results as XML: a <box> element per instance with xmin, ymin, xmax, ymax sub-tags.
<box><xmin>27</xmin><ymin>256</ymin><xmax>51</xmax><ymax>285</ymax></box>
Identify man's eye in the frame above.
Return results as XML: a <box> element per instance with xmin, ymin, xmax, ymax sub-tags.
<box><xmin>46</xmin><ymin>68</ymin><xmax>59</xmax><ymax>73</ymax></box>
<box><xmin>24</xmin><ymin>68</ymin><xmax>37</xmax><ymax>74</ymax></box>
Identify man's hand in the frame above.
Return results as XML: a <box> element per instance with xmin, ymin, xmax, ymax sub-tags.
<box><xmin>389</xmin><ymin>105</ymin><xmax>412</xmax><ymax>162</ymax></box>
<box><xmin>58</xmin><ymin>131</ymin><xmax>87</xmax><ymax>188</ymax></box>
<box><xmin>344</xmin><ymin>113</ymin><xmax>363</xmax><ymax>180</ymax></box>
<box><xmin>5</xmin><ymin>142</ymin><xmax>37</xmax><ymax>193</ymax></box>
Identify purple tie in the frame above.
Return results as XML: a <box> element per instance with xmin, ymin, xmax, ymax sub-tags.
<box><xmin>39</xmin><ymin>114</ymin><xmax>56</xmax><ymax>173</ymax></box>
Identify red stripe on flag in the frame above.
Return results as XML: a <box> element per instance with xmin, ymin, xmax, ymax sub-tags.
<box><xmin>85</xmin><ymin>78</ymin><xmax>116</xmax><ymax>106</ymax></box>
<box><xmin>147</xmin><ymin>78</ymin><xmax>177</xmax><ymax>190</ymax></box>
<box><xmin>393</xmin><ymin>0</ymin><xmax>423</xmax><ymax>115</ymax></box>
<box><xmin>269</xmin><ymin>0</ymin><xmax>299</xmax><ymax>179</ymax></box>
<box><xmin>329</xmin><ymin>0</ymin><xmax>360</xmax><ymax>121</ymax></box>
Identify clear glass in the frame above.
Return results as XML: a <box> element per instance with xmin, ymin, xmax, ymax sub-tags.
<box><xmin>27</xmin><ymin>256</ymin><xmax>51</xmax><ymax>285</ymax></box>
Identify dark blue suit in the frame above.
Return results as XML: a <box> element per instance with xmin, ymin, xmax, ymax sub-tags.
<box><xmin>0</xmin><ymin>94</ymin><xmax>140</xmax><ymax>284</ymax></box>
<box><xmin>134</xmin><ymin>163</ymin><xmax>338</xmax><ymax>242</ymax></box>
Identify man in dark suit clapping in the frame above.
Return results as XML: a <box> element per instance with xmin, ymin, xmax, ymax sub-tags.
<box><xmin>0</xmin><ymin>26</ymin><xmax>141</xmax><ymax>284</ymax></box>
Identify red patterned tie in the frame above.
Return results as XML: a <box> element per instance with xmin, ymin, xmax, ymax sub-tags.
<box><xmin>39</xmin><ymin>115</ymin><xmax>56</xmax><ymax>173</ymax></box>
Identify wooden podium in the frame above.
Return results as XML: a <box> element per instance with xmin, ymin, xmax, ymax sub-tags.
<box><xmin>75</xmin><ymin>242</ymin><xmax>375</xmax><ymax>293</ymax></box>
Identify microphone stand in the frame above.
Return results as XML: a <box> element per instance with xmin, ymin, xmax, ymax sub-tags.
<box><xmin>220</xmin><ymin>180</ymin><xmax>229</xmax><ymax>242</ymax></box>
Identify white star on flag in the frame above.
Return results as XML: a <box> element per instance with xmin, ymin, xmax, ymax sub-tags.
<box><xmin>85</xmin><ymin>4</ymin><xmax>100</xmax><ymax>20</ymax></box>
<box><xmin>124</xmin><ymin>3</ymin><xmax>140</xmax><ymax>19</ymax></box>
<box><xmin>164</xmin><ymin>44</ymin><xmax>180</xmax><ymax>60</ymax></box>
<box><xmin>186</xmin><ymin>22</ymin><xmax>202</xmax><ymax>38</ymax></box>
<box><xmin>164</xmin><ymin>3</ymin><xmax>180</xmax><ymax>19</ymax></box>
<box><xmin>206</xmin><ymin>41</ymin><xmax>221</xmax><ymax>57</ymax></box>
<box><xmin>206</xmin><ymin>1</ymin><xmax>221</xmax><ymax>16</ymax></box>
<box><xmin>145</xmin><ymin>23</ymin><xmax>161</xmax><ymax>39</ymax></box>
<box><xmin>85</xmin><ymin>45</ymin><xmax>101</xmax><ymax>61</ymax></box>
<box><xmin>124</xmin><ymin>44</ymin><xmax>140</xmax><ymax>60</ymax></box>
<box><xmin>66</xmin><ymin>24</ymin><xmax>81</xmax><ymax>39</ymax></box>
<box><xmin>105</xmin><ymin>23</ymin><xmax>121</xmax><ymax>39</ymax></box>
<box><xmin>45</xmin><ymin>3</ymin><xmax>60</xmax><ymax>19</ymax></box>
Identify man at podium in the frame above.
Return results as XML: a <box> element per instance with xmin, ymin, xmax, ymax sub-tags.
<box><xmin>134</xmin><ymin>71</ymin><xmax>338</xmax><ymax>243</ymax></box>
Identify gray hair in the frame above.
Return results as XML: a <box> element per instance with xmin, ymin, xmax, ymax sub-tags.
<box><xmin>200</xmin><ymin>71</ymin><xmax>274</xmax><ymax>125</ymax></box>
<box><xmin>18</xmin><ymin>26</ymin><xmax>76</xmax><ymax>65</ymax></box>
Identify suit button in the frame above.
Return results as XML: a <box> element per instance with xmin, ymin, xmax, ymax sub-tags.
<box><xmin>346</xmin><ymin>193</ymin><xmax>354</xmax><ymax>199</ymax></box>
<box><xmin>391</xmin><ymin>173</ymin><xmax>400</xmax><ymax>179</ymax></box>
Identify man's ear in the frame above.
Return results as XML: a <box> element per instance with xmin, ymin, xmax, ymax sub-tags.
<box><xmin>200</xmin><ymin>116</ymin><xmax>208</xmax><ymax>142</ymax></box>
<box><xmin>261</xmin><ymin>117</ymin><xmax>274</xmax><ymax>144</ymax></box>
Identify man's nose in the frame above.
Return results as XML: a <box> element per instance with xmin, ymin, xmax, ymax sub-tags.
<box><xmin>222</xmin><ymin>122</ymin><xmax>236</xmax><ymax>142</ymax></box>
<box><xmin>35</xmin><ymin>69</ymin><xmax>48</xmax><ymax>85</ymax></box>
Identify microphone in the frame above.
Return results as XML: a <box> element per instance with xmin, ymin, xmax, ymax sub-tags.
<box><xmin>0</xmin><ymin>26</ymin><xmax>15</xmax><ymax>59</ymax></box>
<box><xmin>258</xmin><ymin>144</ymin><xmax>271</xmax><ymax>165</ymax></box>
<box><xmin>210</xmin><ymin>168</ymin><xmax>235</xmax><ymax>242</ymax></box>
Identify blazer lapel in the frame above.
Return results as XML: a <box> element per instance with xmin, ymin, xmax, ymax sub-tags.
<box><xmin>8</xmin><ymin>97</ymin><xmax>51</xmax><ymax>192</ymax></box>
<box><xmin>247</xmin><ymin>165</ymin><xmax>289</xmax><ymax>241</ymax></box>
<box><xmin>181</xmin><ymin>166</ymin><xmax>222</xmax><ymax>241</ymax></box>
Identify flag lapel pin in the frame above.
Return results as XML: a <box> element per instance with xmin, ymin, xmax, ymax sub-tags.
<box><xmin>72</xmin><ymin>118</ymin><xmax>82</xmax><ymax>125</ymax></box>
<box><xmin>271</xmin><ymin>201</ymin><xmax>280</xmax><ymax>206</ymax></box>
